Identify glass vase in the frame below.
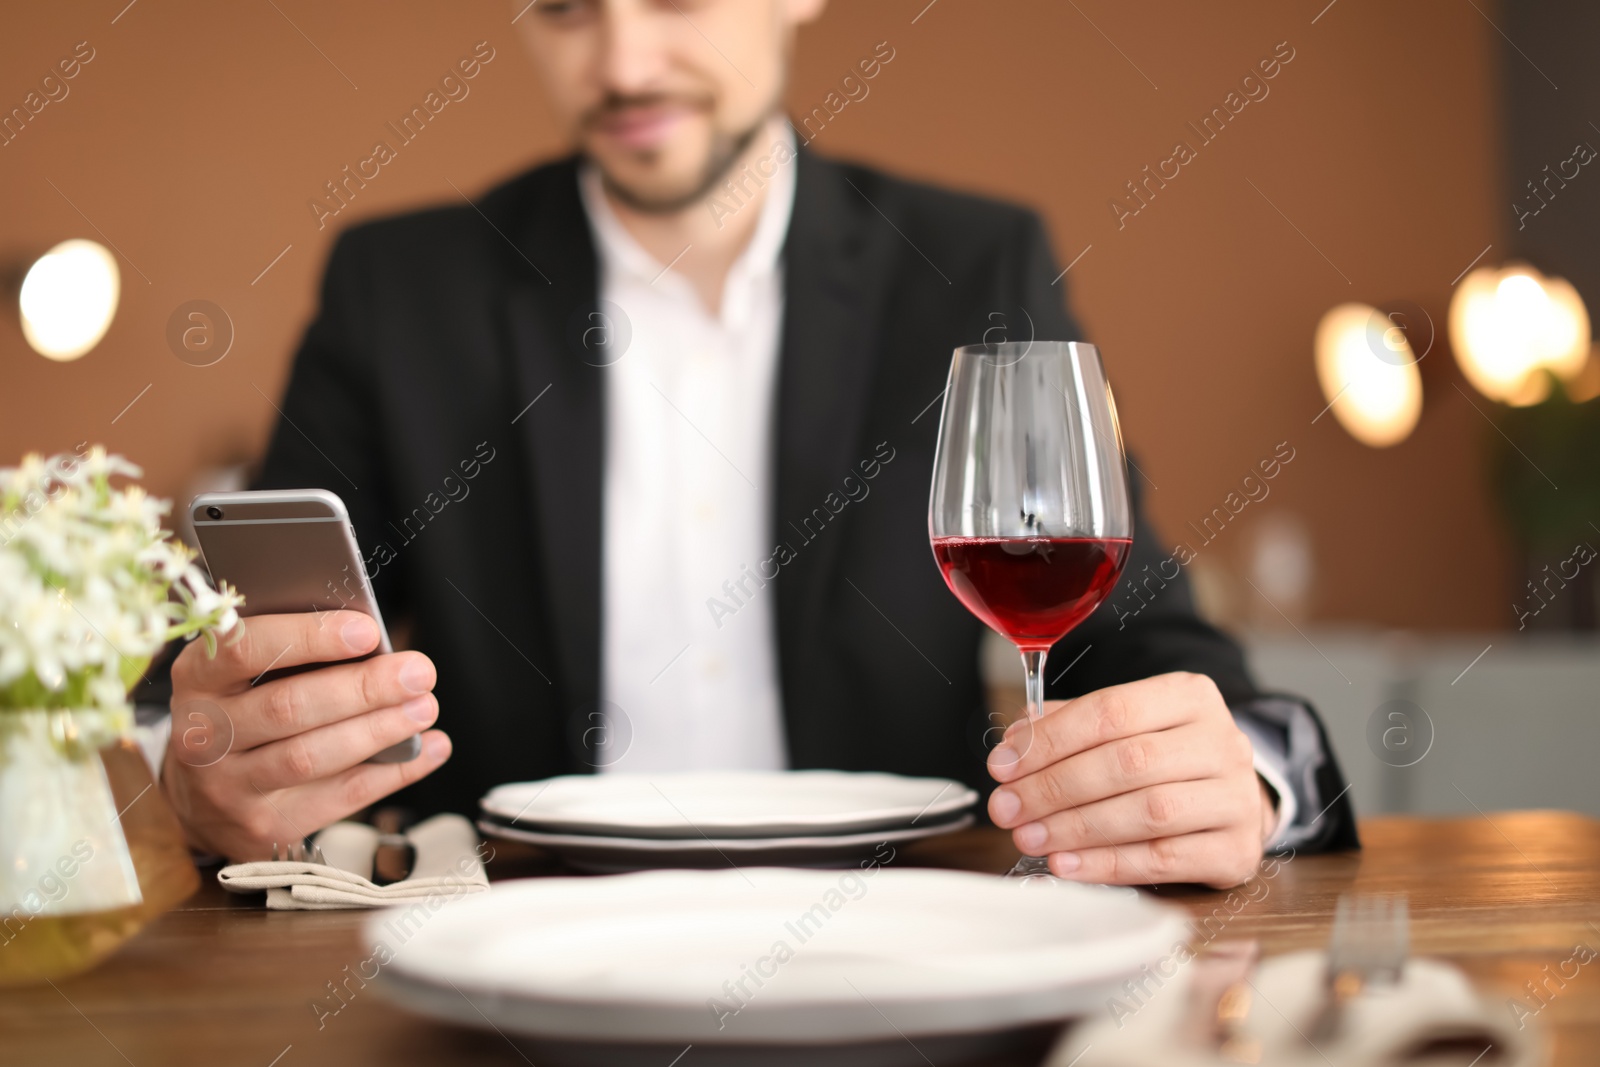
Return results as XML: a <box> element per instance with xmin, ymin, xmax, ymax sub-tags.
<box><xmin>0</xmin><ymin>708</ymin><xmax>199</xmax><ymax>986</ymax></box>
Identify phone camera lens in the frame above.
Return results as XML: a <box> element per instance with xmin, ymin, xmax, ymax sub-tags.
<box><xmin>205</xmin><ymin>506</ymin><xmax>223</xmax><ymax>520</ymax></box>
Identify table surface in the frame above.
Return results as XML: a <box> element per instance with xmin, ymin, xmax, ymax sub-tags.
<box><xmin>4</xmin><ymin>811</ymin><xmax>1598</xmax><ymax>1067</ymax></box>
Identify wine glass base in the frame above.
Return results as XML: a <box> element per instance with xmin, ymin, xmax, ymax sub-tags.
<box><xmin>1004</xmin><ymin>854</ymin><xmax>1059</xmax><ymax>882</ymax></box>
<box><xmin>1005</xmin><ymin>857</ymin><xmax>1147</xmax><ymax>899</ymax></box>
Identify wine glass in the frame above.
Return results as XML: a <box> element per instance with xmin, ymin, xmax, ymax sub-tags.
<box><xmin>928</xmin><ymin>340</ymin><xmax>1133</xmax><ymax>881</ymax></box>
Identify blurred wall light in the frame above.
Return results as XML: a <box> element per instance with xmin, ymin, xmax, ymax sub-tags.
<box><xmin>1314</xmin><ymin>302</ymin><xmax>1424</xmax><ymax>448</ymax></box>
<box><xmin>1449</xmin><ymin>263</ymin><xmax>1591</xmax><ymax>406</ymax></box>
<box><xmin>16</xmin><ymin>239</ymin><xmax>120</xmax><ymax>361</ymax></box>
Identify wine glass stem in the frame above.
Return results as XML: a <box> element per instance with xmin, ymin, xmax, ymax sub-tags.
<box><xmin>1006</xmin><ymin>648</ymin><xmax>1055</xmax><ymax>880</ymax></box>
<box><xmin>1021</xmin><ymin>648</ymin><xmax>1047</xmax><ymax>724</ymax></box>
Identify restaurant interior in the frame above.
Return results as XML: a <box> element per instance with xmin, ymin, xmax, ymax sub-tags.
<box><xmin>2</xmin><ymin>1</ymin><xmax>1598</xmax><ymax>1065</ymax></box>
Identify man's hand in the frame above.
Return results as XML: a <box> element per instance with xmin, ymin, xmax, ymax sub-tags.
<box><xmin>986</xmin><ymin>672</ymin><xmax>1275</xmax><ymax>888</ymax></box>
<box><xmin>162</xmin><ymin>610</ymin><xmax>452</xmax><ymax>861</ymax></box>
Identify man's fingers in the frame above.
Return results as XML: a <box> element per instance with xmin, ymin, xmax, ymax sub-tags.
<box><xmin>988</xmin><ymin>673</ymin><xmax>1212</xmax><ymax>782</ymax></box>
<box><xmin>226</xmin><ymin>730</ymin><xmax>452</xmax><ymax>860</ymax></box>
<box><xmin>1010</xmin><ymin>778</ymin><xmax>1254</xmax><ymax>856</ymax></box>
<box><xmin>174</xmin><ymin>610</ymin><xmax>381</xmax><ymax>693</ymax></box>
<box><xmin>269</xmin><ymin>730</ymin><xmax>452</xmax><ymax>831</ymax></box>
<box><xmin>1047</xmin><ymin>828</ymin><xmax>1261</xmax><ymax>889</ymax></box>
<box><xmin>243</xmin><ymin>696</ymin><xmax>439</xmax><ymax>790</ymax></box>
<box><xmin>991</xmin><ymin>720</ymin><xmax>1245</xmax><ymax>827</ymax></box>
<box><xmin>231</xmin><ymin>651</ymin><xmax>436</xmax><ymax>749</ymax></box>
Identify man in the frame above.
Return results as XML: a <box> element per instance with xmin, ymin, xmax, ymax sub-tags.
<box><xmin>159</xmin><ymin>0</ymin><xmax>1357</xmax><ymax>885</ymax></box>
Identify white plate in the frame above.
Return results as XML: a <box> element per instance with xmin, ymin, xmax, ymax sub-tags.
<box><xmin>476</xmin><ymin>813</ymin><xmax>975</xmax><ymax>872</ymax></box>
<box><xmin>480</xmin><ymin>771</ymin><xmax>979</xmax><ymax>839</ymax></box>
<box><xmin>369</xmin><ymin>867</ymin><xmax>1189</xmax><ymax>1050</ymax></box>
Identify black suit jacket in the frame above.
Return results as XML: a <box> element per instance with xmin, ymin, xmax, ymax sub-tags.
<box><xmin>250</xmin><ymin>147</ymin><xmax>1357</xmax><ymax>849</ymax></box>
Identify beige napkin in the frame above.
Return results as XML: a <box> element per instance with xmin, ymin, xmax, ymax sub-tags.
<box><xmin>217</xmin><ymin>814</ymin><xmax>489</xmax><ymax>910</ymax></box>
<box><xmin>1051</xmin><ymin>947</ymin><xmax>1540</xmax><ymax>1067</ymax></box>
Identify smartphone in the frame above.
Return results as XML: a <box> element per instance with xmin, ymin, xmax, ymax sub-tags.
<box><xmin>189</xmin><ymin>488</ymin><xmax>422</xmax><ymax>763</ymax></box>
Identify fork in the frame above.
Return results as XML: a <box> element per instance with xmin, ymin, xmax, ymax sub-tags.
<box><xmin>1304</xmin><ymin>891</ymin><xmax>1410</xmax><ymax>1044</ymax></box>
<box><xmin>271</xmin><ymin>840</ymin><xmax>327</xmax><ymax>865</ymax></box>
<box><xmin>371</xmin><ymin>806</ymin><xmax>416</xmax><ymax>885</ymax></box>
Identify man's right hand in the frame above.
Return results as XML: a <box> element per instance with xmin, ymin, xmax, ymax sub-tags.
<box><xmin>162</xmin><ymin>610</ymin><xmax>452</xmax><ymax>861</ymax></box>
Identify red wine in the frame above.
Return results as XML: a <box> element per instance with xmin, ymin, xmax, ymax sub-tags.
<box><xmin>932</xmin><ymin>536</ymin><xmax>1132</xmax><ymax>650</ymax></box>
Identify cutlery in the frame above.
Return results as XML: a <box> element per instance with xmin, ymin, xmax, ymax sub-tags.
<box><xmin>372</xmin><ymin>806</ymin><xmax>417</xmax><ymax>885</ymax></box>
<box><xmin>271</xmin><ymin>840</ymin><xmax>326</xmax><ymax>864</ymax></box>
<box><xmin>1305</xmin><ymin>891</ymin><xmax>1410</xmax><ymax>1044</ymax></box>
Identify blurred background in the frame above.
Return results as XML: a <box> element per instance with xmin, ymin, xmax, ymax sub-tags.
<box><xmin>3</xmin><ymin>1</ymin><xmax>1596</xmax><ymax>820</ymax></box>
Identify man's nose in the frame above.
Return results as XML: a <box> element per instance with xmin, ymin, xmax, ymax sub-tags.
<box><xmin>599</xmin><ymin>4</ymin><xmax>671</xmax><ymax>96</ymax></box>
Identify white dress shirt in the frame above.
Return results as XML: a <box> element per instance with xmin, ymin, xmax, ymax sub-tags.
<box><xmin>580</xmin><ymin>133</ymin><xmax>797</xmax><ymax>774</ymax></box>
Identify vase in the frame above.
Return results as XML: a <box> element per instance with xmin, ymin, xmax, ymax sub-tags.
<box><xmin>0</xmin><ymin>708</ymin><xmax>199</xmax><ymax>986</ymax></box>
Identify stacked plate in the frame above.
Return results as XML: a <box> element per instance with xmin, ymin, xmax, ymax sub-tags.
<box><xmin>370</xmin><ymin>867</ymin><xmax>1191</xmax><ymax>1067</ymax></box>
<box><xmin>477</xmin><ymin>770</ymin><xmax>979</xmax><ymax>872</ymax></box>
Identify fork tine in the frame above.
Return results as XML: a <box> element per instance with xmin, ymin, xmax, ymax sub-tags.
<box><xmin>1331</xmin><ymin>892</ymin><xmax>1410</xmax><ymax>978</ymax></box>
<box><xmin>1327</xmin><ymin>893</ymin><xmax>1354</xmax><ymax>973</ymax></box>
<box><xmin>1389</xmin><ymin>895</ymin><xmax>1410</xmax><ymax>978</ymax></box>
<box><xmin>270</xmin><ymin>839</ymin><xmax>325</xmax><ymax>864</ymax></box>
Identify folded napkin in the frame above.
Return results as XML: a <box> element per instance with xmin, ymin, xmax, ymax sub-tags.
<box><xmin>217</xmin><ymin>814</ymin><xmax>489</xmax><ymax>910</ymax></box>
<box><xmin>1051</xmin><ymin>947</ymin><xmax>1539</xmax><ymax>1067</ymax></box>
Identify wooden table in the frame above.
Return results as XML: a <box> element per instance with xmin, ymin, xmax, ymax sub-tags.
<box><xmin>4</xmin><ymin>812</ymin><xmax>1598</xmax><ymax>1066</ymax></box>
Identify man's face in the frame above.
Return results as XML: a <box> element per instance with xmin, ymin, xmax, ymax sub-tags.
<box><xmin>518</xmin><ymin>0</ymin><xmax>826</xmax><ymax>212</ymax></box>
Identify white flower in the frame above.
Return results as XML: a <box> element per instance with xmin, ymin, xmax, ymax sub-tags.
<box><xmin>0</xmin><ymin>447</ymin><xmax>244</xmax><ymax>711</ymax></box>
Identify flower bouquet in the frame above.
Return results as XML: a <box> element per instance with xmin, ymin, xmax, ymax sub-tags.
<box><xmin>0</xmin><ymin>445</ymin><xmax>243</xmax><ymax>984</ymax></box>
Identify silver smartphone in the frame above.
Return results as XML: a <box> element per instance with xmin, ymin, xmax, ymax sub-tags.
<box><xmin>189</xmin><ymin>488</ymin><xmax>422</xmax><ymax>763</ymax></box>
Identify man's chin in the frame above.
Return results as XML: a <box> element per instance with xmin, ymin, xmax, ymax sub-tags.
<box><xmin>598</xmin><ymin>166</ymin><xmax>716</xmax><ymax>214</ymax></box>
<box><xmin>586</xmin><ymin>148</ymin><xmax>725</xmax><ymax>215</ymax></box>
<box><xmin>585</xmin><ymin>119</ymin><xmax>767</xmax><ymax>216</ymax></box>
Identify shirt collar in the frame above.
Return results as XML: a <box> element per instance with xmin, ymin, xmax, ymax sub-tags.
<box><xmin>578</xmin><ymin>124</ymin><xmax>797</xmax><ymax>298</ymax></box>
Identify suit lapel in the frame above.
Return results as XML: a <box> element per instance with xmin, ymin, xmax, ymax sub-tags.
<box><xmin>774</xmin><ymin>151</ymin><xmax>894</xmax><ymax>692</ymax></box>
<box><xmin>496</xmin><ymin>160</ymin><xmax>604</xmax><ymax>762</ymax></box>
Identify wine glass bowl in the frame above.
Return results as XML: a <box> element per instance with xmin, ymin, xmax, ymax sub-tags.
<box><xmin>931</xmin><ymin>536</ymin><xmax>1132</xmax><ymax>652</ymax></box>
<box><xmin>928</xmin><ymin>340</ymin><xmax>1133</xmax><ymax>880</ymax></box>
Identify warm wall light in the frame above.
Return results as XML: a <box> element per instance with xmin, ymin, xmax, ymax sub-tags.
<box><xmin>1567</xmin><ymin>346</ymin><xmax>1600</xmax><ymax>403</ymax></box>
<box><xmin>17</xmin><ymin>239</ymin><xmax>120</xmax><ymax>361</ymax></box>
<box><xmin>1315</xmin><ymin>302</ymin><xmax>1424</xmax><ymax>448</ymax></box>
<box><xmin>1449</xmin><ymin>263</ymin><xmax>1591</xmax><ymax>406</ymax></box>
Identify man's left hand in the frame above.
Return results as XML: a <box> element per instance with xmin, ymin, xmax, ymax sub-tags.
<box><xmin>986</xmin><ymin>672</ymin><xmax>1277</xmax><ymax>888</ymax></box>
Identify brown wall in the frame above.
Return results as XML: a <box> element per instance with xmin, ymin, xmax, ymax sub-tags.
<box><xmin>0</xmin><ymin>0</ymin><xmax>1506</xmax><ymax>630</ymax></box>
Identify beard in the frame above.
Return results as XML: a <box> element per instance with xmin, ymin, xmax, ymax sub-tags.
<box><xmin>583</xmin><ymin>94</ymin><xmax>773</xmax><ymax>215</ymax></box>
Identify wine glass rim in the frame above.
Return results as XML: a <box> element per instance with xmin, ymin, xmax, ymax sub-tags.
<box><xmin>952</xmin><ymin>339</ymin><xmax>1101</xmax><ymax>362</ymax></box>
